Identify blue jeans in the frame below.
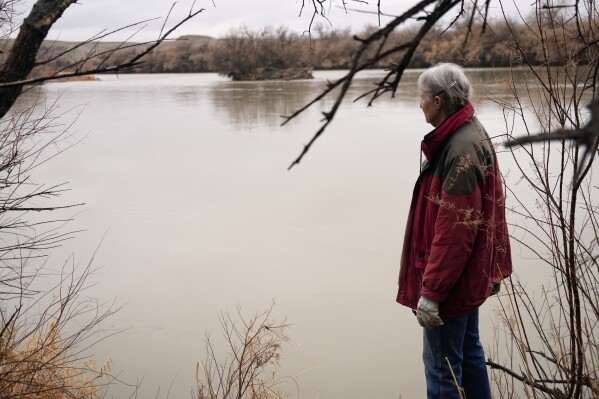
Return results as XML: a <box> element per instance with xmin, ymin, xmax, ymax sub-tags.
<box><xmin>422</xmin><ymin>308</ymin><xmax>491</xmax><ymax>399</ymax></box>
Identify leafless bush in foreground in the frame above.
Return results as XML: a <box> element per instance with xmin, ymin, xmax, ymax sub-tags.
<box><xmin>486</xmin><ymin>1</ymin><xmax>599</xmax><ymax>398</ymax></box>
<box><xmin>195</xmin><ymin>305</ymin><xmax>293</xmax><ymax>399</ymax></box>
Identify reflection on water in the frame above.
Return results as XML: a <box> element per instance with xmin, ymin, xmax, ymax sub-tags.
<box><xmin>11</xmin><ymin>70</ymin><xmax>553</xmax><ymax>399</ymax></box>
<box><xmin>205</xmin><ymin>72</ymin><xmax>400</xmax><ymax>128</ymax></box>
<box><xmin>209</xmin><ymin>81</ymin><xmax>315</xmax><ymax>127</ymax></box>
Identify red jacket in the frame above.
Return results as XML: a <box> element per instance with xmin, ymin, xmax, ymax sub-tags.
<box><xmin>396</xmin><ymin>102</ymin><xmax>512</xmax><ymax>319</ymax></box>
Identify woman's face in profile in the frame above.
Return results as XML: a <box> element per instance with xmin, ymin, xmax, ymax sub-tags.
<box><xmin>419</xmin><ymin>91</ymin><xmax>442</xmax><ymax>127</ymax></box>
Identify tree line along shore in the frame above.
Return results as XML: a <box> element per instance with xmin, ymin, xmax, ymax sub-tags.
<box><xmin>24</xmin><ymin>16</ymin><xmax>579</xmax><ymax>81</ymax></box>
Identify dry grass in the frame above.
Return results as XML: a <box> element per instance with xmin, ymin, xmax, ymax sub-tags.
<box><xmin>0</xmin><ymin>321</ymin><xmax>113</xmax><ymax>399</ymax></box>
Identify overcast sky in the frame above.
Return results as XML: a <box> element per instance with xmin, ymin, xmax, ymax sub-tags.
<box><xmin>15</xmin><ymin>0</ymin><xmax>519</xmax><ymax>42</ymax></box>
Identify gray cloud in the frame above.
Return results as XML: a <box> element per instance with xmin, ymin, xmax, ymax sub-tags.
<box><xmin>16</xmin><ymin>1</ymin><xmax>518</xmax><ymax>42</ymax></box>
<box><xmin>16</xmin><ymin>0</ymin><xmax>412</xmax><ymax>41</ymax></box>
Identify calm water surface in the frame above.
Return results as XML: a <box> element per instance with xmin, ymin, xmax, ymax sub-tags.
<box><xmin>16</xmin><ymin>70</ymin><xmax>544</xmax><ymax>398</ymax></box>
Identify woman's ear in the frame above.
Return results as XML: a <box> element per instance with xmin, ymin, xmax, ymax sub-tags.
<box><xmin>434</xmin><ymin>95</ymin><xmax>443</xmax><ymax>110</ymax></box>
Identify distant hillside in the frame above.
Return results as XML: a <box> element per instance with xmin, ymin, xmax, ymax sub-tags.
<box><xmin>0</xmin><ymin>35</ymin><xmax>218</xmax><ymax>78</ymax></box>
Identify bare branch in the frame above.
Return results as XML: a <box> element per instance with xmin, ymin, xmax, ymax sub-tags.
<box><xmin>287</xmin><ymin>0</ymin><xmax>460</xmax><ymax>169</ymax></box>
<box><xmin>487</xmin><ymin>359</ymin><xmax>567</xmax><ymax>398</ymax></box>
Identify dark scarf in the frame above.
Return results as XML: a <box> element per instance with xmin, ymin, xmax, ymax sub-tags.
<box><xmin>421</xmin><ymin>102</ymin><xmax>475</xmax><ymax>161</ymax></box>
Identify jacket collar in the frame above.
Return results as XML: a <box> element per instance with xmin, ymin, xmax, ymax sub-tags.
<box><xmin>421</xmin><ymin>102</ymin><xmax>475</xmax><ymax>161</ymax></box>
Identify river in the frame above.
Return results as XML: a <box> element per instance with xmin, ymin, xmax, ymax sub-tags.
<box><xmin>14</xmin><ymin>69</ymin><xmax>551</xmax><ymax>398</ymax></box>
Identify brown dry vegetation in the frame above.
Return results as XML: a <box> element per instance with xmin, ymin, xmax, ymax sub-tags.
<box><xmin>8</xmin><ymin>12</ymin><xmax>586</xmax><ymax>81</ymax></box>
<box><xmin>0</xmin><ymin>321</ymin><xmax>114</xmax><ymax>399</ymax></box>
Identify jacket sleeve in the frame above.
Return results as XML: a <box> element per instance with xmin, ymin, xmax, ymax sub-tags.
<box><xmin>420</xmin><ymin>150</ymin><xmax>483</xmax><ymax>303</ymax></box>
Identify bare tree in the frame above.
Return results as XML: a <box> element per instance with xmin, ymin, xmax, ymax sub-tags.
<box><xmin>287</xmin><ymin>1</ymin><xmax>599</xmax><ymax>398</ymax></box>
<box><xmin>486</xmin><ymin>1</ymin><xmax>599</xmax><ymax>397</ymax></box>
<box><xmin>0</xmin><ymin>0</ymin><xmax>205</xmax><ymax>118</ymax></box>
<box><xmin>212</xmin><ymin>26</ymin><xmax>312</xmax><ymax>81</ymax></box>
<box><xmin>287</xmin><ymin>0</ymin><xmax>598</xmax><ymax>170</ymax></box>
<box><xmin>0</xmin><ymin>1</ymin><xmax>204</xmax><ymax>396</ymax></box>
<box><xmin>286</xmin><ymin>0</ymin><xmax>496</xmax><ymax>169</ymax></box>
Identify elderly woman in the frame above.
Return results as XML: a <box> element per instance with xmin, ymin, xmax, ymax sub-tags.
<box><xmin>396</xmin><ymin>63</ymin><xmax>512</xmax><ymax>398</ymax></box>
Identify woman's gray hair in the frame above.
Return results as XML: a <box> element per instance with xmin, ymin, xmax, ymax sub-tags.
<box><xmin>418</xmin><ymin>63</ymin><xmax>472</xmax><ymax>114</ymax></box>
